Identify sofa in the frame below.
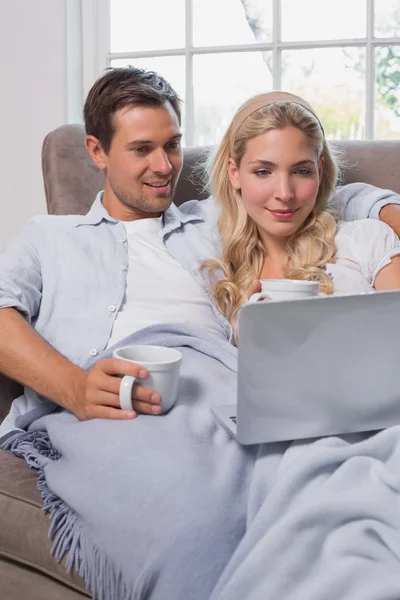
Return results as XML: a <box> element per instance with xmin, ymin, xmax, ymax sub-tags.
<box><xmin>1</xmin><ymin>125</ymin><xmax>400</xmax><ymax>599</ymax></box>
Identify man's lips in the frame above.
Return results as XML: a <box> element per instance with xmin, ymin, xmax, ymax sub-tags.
<box><xmin>144</xmin><ymin>180</ymin><xmax>171</xmax><ymax>193</ymax></box>
<box><xmin>267</xmin><ymin>208</ymin><xmax>298</xmax><ymax>220</ymax></box>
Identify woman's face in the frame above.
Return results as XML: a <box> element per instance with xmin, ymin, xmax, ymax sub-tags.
<box><xmin>227</xmin><ymin>127</ymin><xmax>324</xmax><ymax>244</ymax></box>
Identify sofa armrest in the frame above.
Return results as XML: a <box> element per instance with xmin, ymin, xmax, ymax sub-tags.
<box><xmin>0</xmin><ymin>373</ymin><xmax>23</xmax><ymax>423</ymax></box>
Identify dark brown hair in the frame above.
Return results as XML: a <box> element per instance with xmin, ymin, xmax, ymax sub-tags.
<box><xmin>83</xmin><ymin>66</ymin><xmax>182</xmax><ymax>153</ymax></box>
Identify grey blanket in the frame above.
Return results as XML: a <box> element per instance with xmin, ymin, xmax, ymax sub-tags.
<box><xmin>3</xmin><ymin>324</ymin><xmax>258</xmax><ymax>600</ymax></box>
<box><xmin>212</xmin><ymin>429</ymin><xmax>400</xmax><ymax>600</ymax></box>
<box><xmin>5</xmin><ymin>323</ymin><xmax>400</xmax><ymax>599</ymax></box>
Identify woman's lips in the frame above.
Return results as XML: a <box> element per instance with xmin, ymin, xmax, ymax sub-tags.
<box><xmin>267</xmin><ymin>208</ymin><xmax>298</xmax><ymax>220</ymax></box>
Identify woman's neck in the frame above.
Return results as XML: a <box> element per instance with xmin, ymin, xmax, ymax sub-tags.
<box><xmin>259</xmin><ymin>233</ymin><xmax>288</xmax><ymax>280</ymax></box>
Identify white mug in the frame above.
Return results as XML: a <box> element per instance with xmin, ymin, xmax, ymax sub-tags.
<box><xmin>113</xmin><ymin>345</ymin><xmax>182</xmax><ymax>414</ymax></box>
<box><xmin>250</xmin><ymin>279</ymin><xmax>320</xmax><ymax>303</ymax></box>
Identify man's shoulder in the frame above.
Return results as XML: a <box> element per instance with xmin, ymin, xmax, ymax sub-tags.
<box><xmin>25</xmin><ymin>213</ymin><xmax>91</xmax><ymax>230</ymax></box>
<box><xmin>14</xmin><ymin>214</ymin><xmax>93</xmax><ymax>248</ymax></box>
<box><xmin>177</xmin><ymin>195</ymin><xmax>219</xmax><ymax>221</ymax></box>
<box><xmin>25</xmin><ymin>193</ymin><xmax>104</xmax><ymax>232</ymax></box>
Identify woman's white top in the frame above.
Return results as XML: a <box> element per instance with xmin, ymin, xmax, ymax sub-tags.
<box><xmin>245</xmin><ymin>219</ymin><xmax>400</xmax><ymax>318</ymax></box>
<box><xmin>325</xmin><ymin>219</ymin><xmax>400</xmax><ymax>293</ymax></box>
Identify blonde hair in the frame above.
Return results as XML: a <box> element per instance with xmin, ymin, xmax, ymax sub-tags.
<box><xmin>203</xmin><ymin>93</ymin><xmax>340</xmax><ymax>324</ymax></box>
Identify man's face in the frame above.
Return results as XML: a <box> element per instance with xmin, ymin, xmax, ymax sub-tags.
<box><xmin>89</xmin><ymin>102</ymin><xmax>183</xmax><ymax>220</ymax></box>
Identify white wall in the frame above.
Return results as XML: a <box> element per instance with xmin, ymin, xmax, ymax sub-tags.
<box><xmin>0</xmin><ymin>0</ymin><xmax>67</xmax><ymax>248</ymax></box>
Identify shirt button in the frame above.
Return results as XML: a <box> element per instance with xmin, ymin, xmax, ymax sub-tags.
<box><xmin>109</xmin><ymin>305</ymin><xmax>116</xmax><ymax>312</ymax></box>
<box><xmin>90</xmin><ymin>349</ymin><xmax>98</xmax><ymax>356</ymax></box>
<box><xmin>120</xmin><ymin>265</ymin><xmax>127</xmax><ymax>271</ymax></box>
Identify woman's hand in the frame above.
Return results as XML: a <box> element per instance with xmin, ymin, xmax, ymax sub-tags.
<box><xmin>248</xmin><ymin>280</ymin><xmax>272</xmax><ymax>302</ymax></box>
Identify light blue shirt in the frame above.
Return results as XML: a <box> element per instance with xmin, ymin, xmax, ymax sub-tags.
<box><xmin>0</xmin><ymin>193</ymin><xmax>230</xmax><ymax>363</ymax></box>
<box><xmin>0</xmin><ymin>183</ymin><xmax>399</xmax><ymax>435</ymax></box>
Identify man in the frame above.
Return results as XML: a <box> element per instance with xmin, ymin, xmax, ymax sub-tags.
<box><xmin>0</xmin><ymin>66</ymin><xmax>400</xmax><ymax>439</ymax></box>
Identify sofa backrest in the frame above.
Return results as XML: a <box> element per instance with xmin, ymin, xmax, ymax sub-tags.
<box><xmin>42</xmin><ymin>124</ymin><xmax>400</xmax><ymax>216</ymax></box>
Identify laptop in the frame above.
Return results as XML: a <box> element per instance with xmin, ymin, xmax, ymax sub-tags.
<box><xmin>211</xmin><ymin>289</ymin><xmax>400</xmax><ymax>445</ymax></box>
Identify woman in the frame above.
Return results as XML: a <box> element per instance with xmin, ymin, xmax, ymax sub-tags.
<box><xmin>203</xmin><ymin>91</ymin><xmax>400</xmax><ymax>326</ymax></box>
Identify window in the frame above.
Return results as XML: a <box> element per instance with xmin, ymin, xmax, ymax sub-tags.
<box><xmin>85</xmin><ymin>0</ymin><xmax>400</xmax><ymax>144</ymax></box>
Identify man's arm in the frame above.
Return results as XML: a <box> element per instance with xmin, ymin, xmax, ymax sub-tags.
<box><xmin>0</xmin><ymin>220</ymin><xmax>162</xmax><ymax>420</ymax></box>
<box><xmin>334</xmin><ymin>183</ymin><xmax>400</xmax><ymax>236</ymax></box>
<box><xmin>0</xmin><ymin>308</ymin><xmax>163</xmax><ymax>420</ymax></box>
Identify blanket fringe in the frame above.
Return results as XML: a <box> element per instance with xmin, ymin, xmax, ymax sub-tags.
<box><xmin>2</xmin><ymin>431</ymin><xmax>134</xmax><ymax>600</ymax></box>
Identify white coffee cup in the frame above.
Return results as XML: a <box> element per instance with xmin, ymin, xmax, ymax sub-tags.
<box><xmin>113</xmin><ymin>345</ymin><xmax>182</xmax><ymax>414</ymax></box>
<box><xmin>250</xmin><ymin>279</ymin><xmax>320</xmax><ymax>302</ymax></box>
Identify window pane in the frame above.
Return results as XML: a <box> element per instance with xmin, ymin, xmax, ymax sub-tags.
<box><xmin>193</xmin><ymin>0</ymin><xmax>272</xmax><ymax>47</ymax></box>
<box><xmin>374</xmin><ymin>46</ymin><xmax>400</xmax><ymax>139</ymax></box>
<box><xmin>110</xmin><ymin>0</ymin><xmax>185</xmax><ymax>53</ymax></box>
<box><xmin>193</xmin><ymin>52</ymin><xmax>272</xmax><ymax>145</ymax></box>
<box><xmin>281</xmin><ymin>0</ymin><xmax>367</xmax><ymax>41</ymax></box>
<box><xmin>281</xmin><ymin>48</ymin><xmax>366</xmax><ymax>139</ymax></box>
<box><xmin>375</xmin><ymin>0</ymin><xmax>400</xmax><ymax>38</ymax></box>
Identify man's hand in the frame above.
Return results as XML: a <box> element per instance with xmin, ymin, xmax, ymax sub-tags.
<box><xmin>380</xmin><ymin>204</ymin><xmax>400</xmax><ymax>238</ymax></box>
<box><xmin>68</xmin><ymin>358</ymin><xmax>162</xmax><ymax>421</ymax></box>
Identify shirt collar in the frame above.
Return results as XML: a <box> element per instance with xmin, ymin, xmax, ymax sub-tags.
<box><xmin>74</xmin><ymin>192</ymin><xmax>118</xmax><ymax>227</ymax></box>
<box><xmin>75</xmin><ymin>191</ymin><xmax>205</xmax><ymax>232</ymax></box>
<box><xmin>162</xmin><ymin>201</ymin><xmax>204</xmax><ymax>235</ymax></box>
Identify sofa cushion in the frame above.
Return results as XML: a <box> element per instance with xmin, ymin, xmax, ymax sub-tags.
<box><xmin>0</xmin><ymin>558</ymin><xmax>89</xmax><ymax>599</ymax></box>
<box><xmin>0</xmin><ymin>373</ymin><xmax>23</xmax><ymax>424</ymax></box>
<box><xmin>0</xmin><ymin>450</ymin><xmax>90</xmax><ymax>597</ymax></box>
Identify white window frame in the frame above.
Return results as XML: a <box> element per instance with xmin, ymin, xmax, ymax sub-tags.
<box><xmin>82</xmin><ymin>0</ymin><xmax>400</xmax><ymax>143</ymax></box>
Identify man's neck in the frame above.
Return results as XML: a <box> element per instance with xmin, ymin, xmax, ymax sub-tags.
<box><xmin>101</xmin><ymin>189</ymin><xmax>162</xmax><ymax>221</ymax></box>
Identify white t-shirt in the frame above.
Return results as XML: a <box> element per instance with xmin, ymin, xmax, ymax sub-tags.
<box><xmin>246</xmin><ymin>219</ymin><xmax>400</xmax><ymax>310</ymax></box>
<box><xmin>107</xmin><ymin>217</ymin><xmax>226</xmax><ymax>347</ymax></box>
<box><xmin>324</xmin><ymin>219</ymin><xmax>400</xmax><ymax>293</ymax></box>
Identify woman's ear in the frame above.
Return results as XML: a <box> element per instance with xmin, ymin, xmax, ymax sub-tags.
<box><xmin>227</xmin><ymin>158</ymin><xmax>241</xmax><ymax>190</ymax></box>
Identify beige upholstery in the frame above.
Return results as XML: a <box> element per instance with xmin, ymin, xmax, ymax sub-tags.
<box><xmin>337</xmin><ymin>140</ymin><xmax>400</xmax><ymax>194</ymax></box>
<box><xmin>1</xmin><ymin>126</ymin><xmax>400</xmax><ymax>599</ymax></box>
<box><xmin>0</xmin><ymin>373</ymin><xmax>23</xmax><ymax>423</ymax></box>
<box><xmin>0</xmin><ymin>452</ymin><xmax>90</xmax><ymax>598</ymax></box>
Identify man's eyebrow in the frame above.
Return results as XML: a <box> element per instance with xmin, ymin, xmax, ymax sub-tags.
<box><xmin>166</xmin><ymin>133</ymin><xmax>183</xmax><ymax>143</ymax></box>
<box><xmin>248</xmin><ymin>159</ymin><xmax>316</xmax><ymax>167</ymax></box>
<box><xmin>125</xmin><ymin>139</ymin><xmax>153</xmax><ymax>148</ymax></box>
<box><xmin>125</xmin><ymin>133</ymin><xmax>182</xmax><ymax>149</ymax></box>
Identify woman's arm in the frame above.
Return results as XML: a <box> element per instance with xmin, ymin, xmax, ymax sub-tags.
<box><xmin>374</xmin><ymin>255</ymin><xmax>400</xmax><ymax>290</ymax></box>
<box><xmin>379</xmin><ymin>205</ymin><xmax>400</xmax><ymax>238</ymax></box>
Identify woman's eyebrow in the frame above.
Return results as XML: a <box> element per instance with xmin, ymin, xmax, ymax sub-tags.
<box><xmin>248</xmin><ymin>159</ymin><xmax>316</xmax><ymax>167</ymax></box>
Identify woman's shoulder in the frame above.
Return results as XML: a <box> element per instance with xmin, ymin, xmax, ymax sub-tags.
<box><xmin>334</xmin><ymin>218</ymin><xmax>400</xmax><ymax>284</ymax></box>
<box><xmin>336</xmin><ymin>218</ymin><xmax>396</xmax><ymax>240</ymax></box>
